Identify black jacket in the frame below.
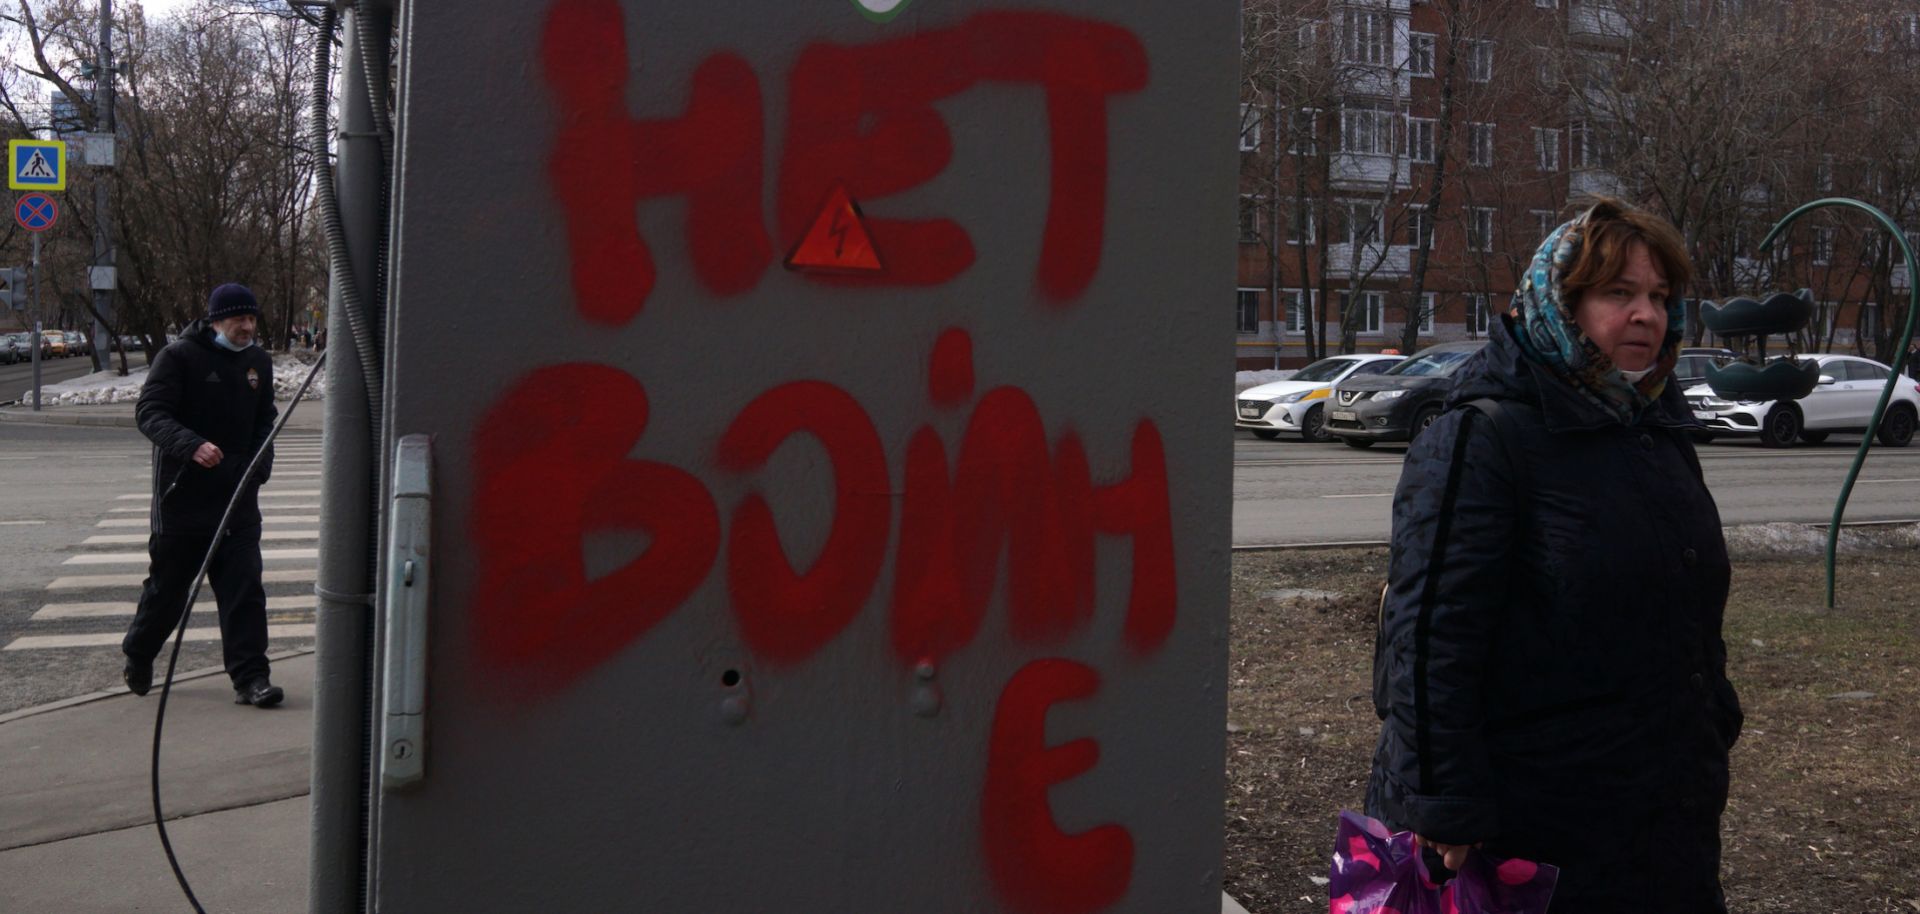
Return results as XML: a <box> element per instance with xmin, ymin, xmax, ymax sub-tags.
<box><xmin>1366</xmin><ymin>322</ymin><xmax>1740</xmax><ymax>912</ymax></box>
<box><xmin>137</xmin><ymin>320</ymin><xmax>277</xmax><ymax>535</ymax></box>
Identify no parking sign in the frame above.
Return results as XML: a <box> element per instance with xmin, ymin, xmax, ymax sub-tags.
<box><xmin>14</xmin><ymin>193</ymin><xmax>56</xmax><ymax>232</ymax></box>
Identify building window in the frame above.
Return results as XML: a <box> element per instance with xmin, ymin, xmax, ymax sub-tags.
<box><xmin>1468</xmin><ymin>293</ymin><xmax>1492</xmax><ymax>334</ymax></box>
<box><xmin>1468</xmin><ymin>122</ymin><xmax>1494</xmax><ymax>167</ymax></box>
<box><xmin>1342</xmin><ymin>9</ymin><xmax>1392</xmax><ymax>66</ymax></box>
<box><xmin>1468</xmin><ymin>207</ymin><xmax>1496</xmax><ymax>253</ymax></box>
<box><xmin>1465</xmin><ymin>40</ymin><xmax>1494</xmax><ymax>83</ymax></box>
<box><xmin>1418</xmin><ymin>292</ymin><xmax>1437</xmax><ymax>334</ymax></box>
<box><xmin>1340</xmin><ymin>290</ymin><xmax>1386</xmax><ymax>334</ymax></box>
<box><xmin>1341</xmin><ymin>200</ymin><xmax>1383</xmax><ymax>247</ymax></box>
<box><xmin>1534</xmin><ymin>127</ymin><xmax>1561</xmax><ymax>172</ymax></box>
<box><xmin>1571</xmin><ymin>121</ymin><xmax>1610</xmax><ymax>169</ymax></box>
<box><xmin>1535</xmin><ymin>0</ymin><xmax>1557</xmax><ymax>7</ymax></box>
<box><xmin>1408</xmin><ymin>33</ymin><xmax>1436</xmax><ymax>77</ymax></box>
<box><xmin>1816</xmin><ymin>156</ymin><xmax>1834</xmax><ymax>193</ymax></box>
<box><xmin>1239</xmin><ymin>103</ymin><xmax>1261</xmax><ymax>152</ymax></box>
<box><xmin>1532</xmin><ymin>209</ymin><xmax>1557</xmax><ymax>243</ymax></box>
<box><xmin>1289</xmin><ymin>107</ymin><xmax>1320</xmax><ymax>155</ymax></box>
<box><xmin>1408</xmin><ymin>117</ymin><xmax>1437</xmax><ymax>164</ymax></box>
<box><xmin>1288</xmin><ymin>207</ymin><xmax>1315</xmax><ymax>245</ymax></box>
<box><xmin>1284</xmin><ymin>289</ymin><xmax>1316</xmax><ymax>332</ymax></box>
<box><xmin>1862</xmin><ymin>301</ymin><xmax>1881</xmax><ymax>337</ymax></box>
<box><xmin>1813</xmin><ymin>227</ymin><xmax>1835</xmax><ymax>265</ymax></box>
<box><xmin>1239</xmin><ymin>195</ymin><xmax>1263</xmax><ymax>242</ymax></box>
<box><xmin>1340</xmin><ymin>104</ymin><xmax>1398</xmax><ymax>156</ymax></box>
<box><xmin>1406</xmin><ymin>205</ymin><xmax>1433</xmax><ymax>249</ymax></box>
<box><xmin>1238</xmin><ymin>289</ymin><xmax>1261</xmax><ymax>333</ymax></box>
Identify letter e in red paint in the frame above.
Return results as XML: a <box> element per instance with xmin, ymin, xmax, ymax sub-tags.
<box><xmin>982</xmin><ymin>659</ymin><xmax>1133</xmax><ymax>914</ymax></box>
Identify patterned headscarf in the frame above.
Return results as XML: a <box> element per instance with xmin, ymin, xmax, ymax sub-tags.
<box><xmin>1507</xmin><ymin>208</ymin><xmax>1683</xmax><ymax>424</ymax></box>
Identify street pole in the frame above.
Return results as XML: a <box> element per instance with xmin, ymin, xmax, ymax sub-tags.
<box><xmin>30</xmin><ymin>232</ymin><xmax>41</xmax><ymax>410</ymax></box>
<box><xmin>89</xmin><ymin>0</ymin><xmax>116</xmax><ymax>373</ymax></box>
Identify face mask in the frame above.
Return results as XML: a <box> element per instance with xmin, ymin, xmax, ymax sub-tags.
<box><xmin>214</xmin><ymin>331</ymin><xmax>252</xmax><ymax>352</ymax></box>
<box><xmin>1619</xmin><ymin>366</ymin><xmax>1653</xmax><ymax>383</ymax></box>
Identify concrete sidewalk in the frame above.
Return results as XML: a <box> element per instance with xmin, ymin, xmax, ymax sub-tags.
<box><xmin>0</xmin><ymin>400</ymin><xmax>327</xmax><ymax>431</ymax></box>
<box><xmin>0</xmin><ymin>652</ymin><xmax>314</xmax><ymax>914</ymax></box>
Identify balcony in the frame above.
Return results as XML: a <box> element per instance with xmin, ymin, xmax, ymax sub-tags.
<box><xmin>1330</xmin><ymin>152</ymin><xmax>1412</xmax><ymax>191</ymax></box>
<box><xmin>1569</xmin><ymin>167</ymin><xmax>1624</xmax><ymax>199</ymax></box>
<box><xmin>1569</xmin><ymin>1</ymin><xmax>1631</xmax><ymax>45</ymax></box>
<box><xmin>1339</xmin><ymin>64</ymin><xmax>1412</xmax><ymax>101</ymax></box>
<box><xmin>1327</xmin><ymin>243</ymin><xmax>1412</xmax><ymax>279</ymax></box>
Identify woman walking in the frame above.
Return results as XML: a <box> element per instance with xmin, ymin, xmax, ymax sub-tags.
<box><xmin>1366</xmin><ymin>198</ymin><xmax>1741</xmax><ymax>912</ymax></box>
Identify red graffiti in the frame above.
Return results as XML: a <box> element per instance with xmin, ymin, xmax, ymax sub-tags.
<box><xmin>471</xmin><ymin>331</ymin><xmax>1175</xmax><ymax>688</ymax></box>
<box><xmin>981</xmin><ymin>658</ymin><xmax>1134</xmax><ymax>914</ymax></box>
<box><xmin>891</xmin><ymin>330</ymin><xmax>1175</xmax><ymax>664</ymax></box>
<box><xmin>541</xmin><ymin>4</ymin><xmax>1149</xmax><ymax>320</ymax></box>
<box><xmin>470</xmin><ymin>364</ymin><xmax>720</xmax><ymax>694</ymax></box>
<box><xmin>717</xmin><ymin>382</ymin><xmax>890</xmax><ymax>665</ymax></box>
<box><xmin>543</xmin><ymin>1</ymin><xmax>769</xmax><ymax>325</ymax></box>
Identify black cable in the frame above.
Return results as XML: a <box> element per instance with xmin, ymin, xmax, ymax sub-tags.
<box><xmin>150</xmin><ymin>350</ymin><xmax>328</xmax><ymax>914</ymax></box>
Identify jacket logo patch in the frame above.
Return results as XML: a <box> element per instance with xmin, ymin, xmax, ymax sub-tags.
<box><xmin>246</xmin><ymin>368</ymin><xmax>259</xmax><ymax>390</ymax></box>
<box><xmin>204</xmin><ymin>371</ymin><xmax>221</xmax><ymax>383</ymax></box>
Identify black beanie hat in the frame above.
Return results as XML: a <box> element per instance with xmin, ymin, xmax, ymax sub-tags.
<box><xmin>207</xmin><ymin>283</ymin><xmax>260</xmax><ymax>321</ymax></box>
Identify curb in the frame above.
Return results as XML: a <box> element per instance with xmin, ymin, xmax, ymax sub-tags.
<box><xmin>0</xmin><ymin>409</ymin><xmax>139</xmax><ymax>428</ymax></box>
<box><xmin>1229</xmin><ymin>520</ymin><xmax>1919</xmax><ymax>553</ymax></box>
<box><xmin>0</xmin><ymin>648</ymin><xmax>315</xmax><ymax>726</ymax></box>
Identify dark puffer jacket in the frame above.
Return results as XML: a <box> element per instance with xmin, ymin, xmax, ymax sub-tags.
<box><xmin>1366</xmin><ymin>321</ymin><xmax>1740</xmax><ymax>912</ymax></box>
<box><xmin>137</xmin><ymin>319</ymin><xmax>277</xmax><ymax>535</ymax></box>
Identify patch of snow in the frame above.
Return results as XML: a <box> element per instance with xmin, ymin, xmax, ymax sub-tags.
<box><xmin>1263</xmin><ymin>588</ymin><xmax>1346</xmax><ymax>603</ymax></box>
<box><xmin>1723</xmin><ymin>522</ymin><xmax>1920</xmax><ymax>559</ymax></box>
<box><xmin>16</xmin><ymin>351</ymin><xmax>325</xmax><ymax>406</ymax></box>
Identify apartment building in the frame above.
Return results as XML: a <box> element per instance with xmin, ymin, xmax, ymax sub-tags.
<box><xmin>1236</xmin><ymin>0</ymin><xmax>1911</xmax><ymax>369</ymax></box>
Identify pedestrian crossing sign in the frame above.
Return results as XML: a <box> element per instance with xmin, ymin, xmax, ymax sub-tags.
<box><xmin>9</xmin><ymin>139</ymin><xmax>66</xmax><ymax>191</ymax></box>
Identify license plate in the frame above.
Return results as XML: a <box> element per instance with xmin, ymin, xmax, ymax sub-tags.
<box><xmin>1331</xmin><ymin>410</ymin><xmax>1357</xmax><ymax>422</ymax></box>
<box><xmin>1692</xmin><ymin>410</ymin><xmax>1716</xmax><ymax>420</ymax></box>
<box><xmin>1239</xmin><ymin>407</ymin><xmax>1262</xmax><ymax>418</ymax></box>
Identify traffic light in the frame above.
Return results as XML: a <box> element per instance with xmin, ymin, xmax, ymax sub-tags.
<box><xmin>0</xmin><ymin>268</ymin><xmax>25</xmax><ymax>310</ymax></box>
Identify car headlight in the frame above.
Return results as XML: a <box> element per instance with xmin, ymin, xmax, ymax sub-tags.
<box><xmin>1276</xmin><ymin>390</ymin><xmax>1309</xmax><ymax>404</ymax></box>
<box><xmin>1372</xmin><ymin>389</ymin><xmax>1408</xmax><ymax>401</ymax></box>
<box><xmin>1699</xmin><ymin>397</ymin><xmax>1734</xmax><ymax>408</ymax></box>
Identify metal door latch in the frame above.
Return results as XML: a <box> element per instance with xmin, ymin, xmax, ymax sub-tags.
<box><xmin>381</xmin><ymin>434</ymin><xmax>432</xmax><ymax>791</ymax></box>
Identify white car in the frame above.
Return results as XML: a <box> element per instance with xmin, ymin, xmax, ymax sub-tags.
<box><xmin>1684</xmin><ymin>353</ymin><xmax>1920</xmax><ymax>448</ymax></box>
<box><xmin>1236</xmin><ymin>354</ymin><xmax>1405</xmax><ymax>442</ymax></box>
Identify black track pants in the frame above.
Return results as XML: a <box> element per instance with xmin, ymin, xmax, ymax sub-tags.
<box><xmin>121</xmin><ymin>527</ymin><xmax>270</xmax><ymax>687</ymax></box>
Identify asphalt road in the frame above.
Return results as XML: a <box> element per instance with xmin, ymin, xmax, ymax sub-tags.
<box><xmin>0</xmin><ymin>423</ymin><xmax>319</xmax><ymax>714</ymax></box>
<box><xmin>0</xmin><ymin>349</ymin><xmax>148</xmax><ymax>405</ymax></box>
<box><xmin>1233</xmin><ymin>430</ymin><xmax>1920</xmax><ymax>545</ymax></box>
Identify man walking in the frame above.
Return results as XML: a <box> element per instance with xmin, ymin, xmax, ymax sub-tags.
<box><xmin>121</xmin><ymin>284</ymin><xmax>284</xmax><ymax>708</ymax></box>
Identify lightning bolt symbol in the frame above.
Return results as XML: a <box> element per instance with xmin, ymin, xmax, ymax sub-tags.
<box><xmin>829</xmin><ymin>209</ymin><xmax>850</xmax><ymax>259</ymax></box>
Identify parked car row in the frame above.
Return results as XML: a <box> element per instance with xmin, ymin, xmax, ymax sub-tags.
<box><xmin>0</xmin><ymin>330</ymin><xmax>99</xmax><ymax>361</ymax></box>
<box><xmin>1239</xmin><ymin>342</ymin><xmax>1918</xmax><ymax>450</ymax></box>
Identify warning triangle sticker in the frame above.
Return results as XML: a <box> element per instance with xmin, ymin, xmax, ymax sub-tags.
<box><xmin>785</xmin><ymin>187</ymin><xmax>882</xmax><ymax>274</ymax></box>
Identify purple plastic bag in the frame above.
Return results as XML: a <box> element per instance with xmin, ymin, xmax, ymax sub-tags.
<box><xmin>1327</xmin><ymin>810</ymin><xmax>1559</xmax><ymax>914</ymax></box>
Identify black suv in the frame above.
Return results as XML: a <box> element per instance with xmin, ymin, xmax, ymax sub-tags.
<box><xmin>1324</xmin><ymin>340</ymin><xmax>1489</xmax><ymax>448</ymax></box>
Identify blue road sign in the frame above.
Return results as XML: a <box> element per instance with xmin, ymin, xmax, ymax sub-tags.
<box><xmin>15</xmin><ymin>193</ymin><xmax>58</xmax><ymax>232</ymax></box>
<box><xmin>9</xmin><ymin>140</ymin><xmax>66</xmax><ymax>191</ymax></box>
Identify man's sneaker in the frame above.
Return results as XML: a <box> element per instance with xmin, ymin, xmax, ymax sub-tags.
<box><xmin>235</xmin><ymin>678</ymin><xmax>285</xmax><ymax>708</ymax></box>
<box><xmin>123</xmin><ymin>656</ymin><xmax>153</xmax><ymax>696</ymax></box>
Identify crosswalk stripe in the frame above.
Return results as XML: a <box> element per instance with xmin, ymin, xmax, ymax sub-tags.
<box><xmin>65</xmin><ymin>548</ymin><xmax>319</xmax><ymax>566</ymax></box>
<box><xmin>81</xmin><ymin>530</ymin><xmax>318</xmax><ymax>545</ymax></box>
<box><xmin>100</xmin><ymin>503</ymin><xmax>323</xmax><ymax>513</ymax></box>
<box><xmin>47</xmin><ymin>568</ymin><xmax>317</xmax><ymax>589</ymax></box>
<box><xmin>33</xmin><ymin>595</ymin><xmax>315</xmax><ymax>620</ymax></box>
<box><xmin>4</xmin><ymin>624</ymin><xmax>316</xmax><ymax>651</ymax></box>
<box><xmin>271</xmin><ymin>471</ymin><xmax>323</xmax><ymax>477</ymax></box>
<box><xmin>97</xmin><ymin>515</ymin><xmax>321</xmax><ymax>527</ymax></box>
<box><xmin>114</xmin><ymin>489</ymin><xmax>321</xmax><ymax>500</ymax></box>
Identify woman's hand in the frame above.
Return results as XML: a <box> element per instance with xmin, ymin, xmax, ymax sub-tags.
<box><xmin>1414</xmin><ymin>834</ymin><xmax>1478</xmax><ymax>871</ymax></box>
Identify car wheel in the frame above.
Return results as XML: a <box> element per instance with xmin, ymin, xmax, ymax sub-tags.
<box><xmin>1341</xmin><ymin>437</ymin><xmax>1373</xmax><ymax>449</ymax></box>
<box><xmin>1302</xmin><ymin>405</ymin><xmax>1333</xmax><ymax>443</ymax></box>
<box><xmin>1759</xmin><ymin>405</ymin><xmax>1800</xmax><ymax>448</ymax></box>
<box><xmin>1409</xmin><ymin>405</ymin><xmax>1442</xmax><ymax>442</ymax></box>
<box><xmin>1798</xmin><ymin>430</ymin><xmax>1829</xmax><ymax>445</ymax></box>
<box><xmin>1251</xmin><ymin>429</ymin><xmax>1281</xmax><ymax>440</ymax></box>
<box><xmin>1876</xmin><ymin>404</ymin><xmax>1917</xmax><ymax>448</ymax></box>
